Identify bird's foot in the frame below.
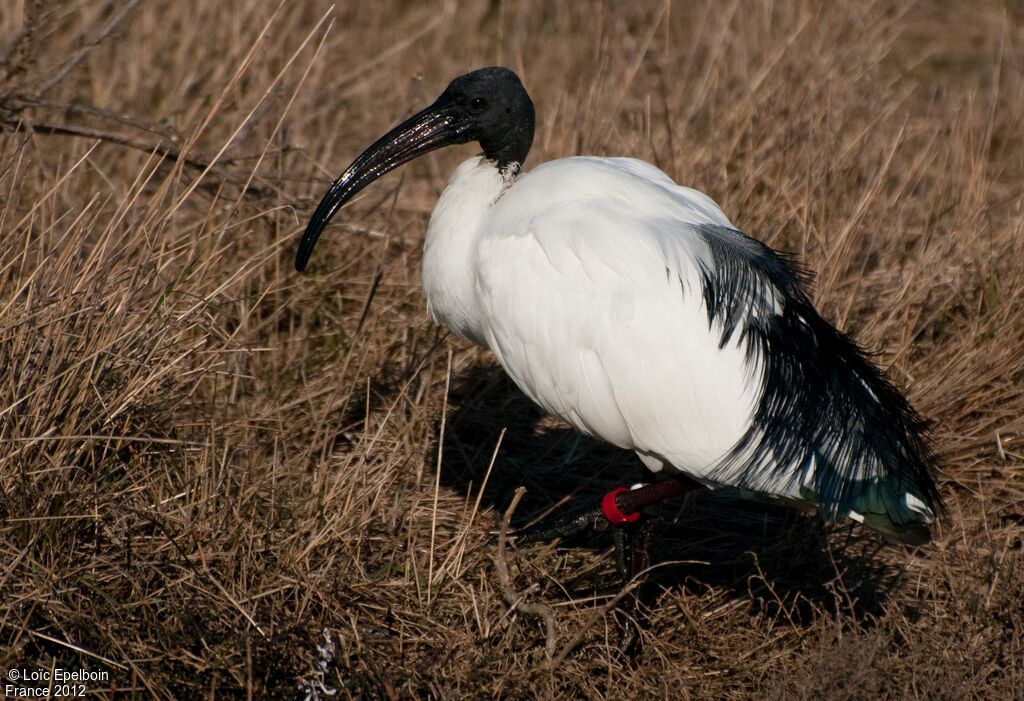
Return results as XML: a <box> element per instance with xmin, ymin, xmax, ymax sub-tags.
<box><xmin>510</xmin><ymin>500</ymin><xmax>612</xmax><ymax>543</ymax></box>
<box><xmin>611</xmin><ymin>514</ymin><xmax>657</xmax><ymax>660</ymax></box>
<box><xmin>613</xmin><ymin>605</ymin><xmax>643</xmax><ymax>661</ymax></box>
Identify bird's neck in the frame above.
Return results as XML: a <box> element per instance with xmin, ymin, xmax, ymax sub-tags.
<box><xmin>481</xmin><ymin>126</ymin><xmax>532</xmax><ymax>172</ymax></box>
<box><xmin>423</xmin><ymin>156</ymin><xmax>513</xmax><ymax>344</ymax></box>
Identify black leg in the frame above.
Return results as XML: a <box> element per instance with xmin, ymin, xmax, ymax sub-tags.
<box><xmin>612</xmin><ymin>514</ymin><xmax>657</xmax><ymax>657</ymax></box>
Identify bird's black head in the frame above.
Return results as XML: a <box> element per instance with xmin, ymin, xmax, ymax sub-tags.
<box><xmin>438</xmin><ymin>67</ymin><xmax>535</xmax><ymax>170</ymax></box>
<box><xmin>295</xmin><ymin>67</ymin><xmax>535</xmax><ymax>271</ymax></box>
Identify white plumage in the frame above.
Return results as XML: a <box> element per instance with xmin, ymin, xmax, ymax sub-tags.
<box><xmin>425</xmin><ymin>156</ymin><xmax>763</xmax><ymax>488</ymax></box>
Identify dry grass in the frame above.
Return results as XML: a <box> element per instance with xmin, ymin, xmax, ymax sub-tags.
<box><xmin>1</xmin><ymin>1</ymin><xmax>1022</xmax><ymax>698</ymax></box>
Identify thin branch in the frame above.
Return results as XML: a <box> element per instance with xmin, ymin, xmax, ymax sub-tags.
<box><xmin>13</xmin><ymin>96</ymin><xmax>180</xmax><ymax>139</ymax></box>
<box><xmin>0</xmin><ymin>24</ymin><xmax>31</xmax><ymax>73</ymax></box>
<box><xmin>0</xmin><ymin>0</ymin><xmax>49</xmax><ymax>79</ymax></box>
<box><xmin>8</xmin><ymin>95</ymin><xmax>304</xmax><ymax>166</ymax></box>
<box><xmin>1</xmin><ymin>117</ymin><xmax>268</xmax><ymax>198</ymax></box>
<box><xmin>547</xmin><ymin>577</ymin><xmax>644</xmax><ymax>668</ymax></box>
<box><xmin>495</xmin><ymin>487</ymin><xmax>558</xmax><ymax>661</ymax></box>
<box><xmin>36</xmin><ymin>0</ymin><xmax>142</xmax><ymax>97</ymax></box>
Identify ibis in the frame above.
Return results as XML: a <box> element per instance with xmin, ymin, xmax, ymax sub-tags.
<box><xmin>296</xmin><ymin>67</ymin><xmax>941</xmax><ymax>648</ymax></box>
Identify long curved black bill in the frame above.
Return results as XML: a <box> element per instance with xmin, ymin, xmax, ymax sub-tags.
<box><xmin>295</xmin><ymin>99</ymin><xmax>461</xmax><ymax>272</ymax></box>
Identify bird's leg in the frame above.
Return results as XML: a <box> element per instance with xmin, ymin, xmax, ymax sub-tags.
<box><xmin>611</xmin><ymin>513</ymin><xmax>658</xmax><ymax>657</ymax></box>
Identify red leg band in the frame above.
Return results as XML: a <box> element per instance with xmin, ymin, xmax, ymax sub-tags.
<box><xmin>602</xmin><ymin>487</ymin><xmax>641</xmax><ymax>526</ymax></box>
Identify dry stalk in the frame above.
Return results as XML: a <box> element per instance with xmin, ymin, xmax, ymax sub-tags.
<box><xmin>494</xmin><ymin>486</ymin><xmax>558</xmax><ymax>661</ymax></box>
<box><xmin>547</xmin><ymin>578</ymin><xmax>645</xmax><ymax>669</ymax></box>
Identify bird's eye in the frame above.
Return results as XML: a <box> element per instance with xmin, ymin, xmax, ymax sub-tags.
<box><xmin>469</xmin><ymin>97</ymin><xmax>487</xmax><ymax>112</ymax></box>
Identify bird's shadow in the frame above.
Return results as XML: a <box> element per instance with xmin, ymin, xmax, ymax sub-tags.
<box><xmin>429</xmin><ymin>361</ymin><xmax>912</xmax><ymax>629</ymax></box>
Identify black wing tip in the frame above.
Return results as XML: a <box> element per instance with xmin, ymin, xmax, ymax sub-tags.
<box><xmin>694</xmin><ymin>221</ymin><xmax>947</xmax><ymax>529</ymax></box>
<box><xmin>860</xmin><ymin>509</ymin><xmax>934</xmax><ymax>546</ymax></box>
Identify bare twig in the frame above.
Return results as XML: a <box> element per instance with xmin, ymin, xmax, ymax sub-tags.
<box><xmin>11</xmin><ymin>96</ymin><xmax>181</xmax><ymax>139</ymax></box>
<box><xmin>1</xmin><ymin>117</ymin><xmax>269</xmax><ymax>197</ymax></box>
<box><xmin>0</xmin><ymin>0</ymin><xmax>49</xmax><ymax>80</ymax></box>
<box><xmin>36</xmin><ymin>0</ymin><xmax>142</xmax><ymax>97</ymax></box>
<box><xmin>547</xmin><ymin>577</ymin><xmax>645</xmax><ymax>669</ymax></box>
<box><xmin>495</xmin><ymin>487</ymin><xmax>558</xmax><ymax>661</ymax></box>
<box><xmin>0</xmin><ymin>24</ymin><xmax>32</xmax><ymax>76</ymax></box>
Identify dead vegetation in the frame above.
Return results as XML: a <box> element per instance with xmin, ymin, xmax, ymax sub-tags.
<box><xmin>0</xmin><ymin>1</ymin><xmax>1021</xmax><ymax>698</ymax></box>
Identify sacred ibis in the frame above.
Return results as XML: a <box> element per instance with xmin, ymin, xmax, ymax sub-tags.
<box><xmin>296</xmin><ymin>67</ymin><xmax>941</xmax><ymax>646</ymax></box>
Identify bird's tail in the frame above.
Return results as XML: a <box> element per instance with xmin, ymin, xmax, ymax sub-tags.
<box><xmin>800</xmin><ymin>478</ymin><xmax>936</xmax><ymax>545</ymax></box>
<box><xmin>694</xmin><ymin>224</ymin><xmax>943</xmax><ymax>543</ymax></box>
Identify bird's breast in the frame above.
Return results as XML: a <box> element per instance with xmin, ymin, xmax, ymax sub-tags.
<box><xmin>422</xmin><ymin>157</ymin><xmax>509</xmax><ymax>345</ymax></box>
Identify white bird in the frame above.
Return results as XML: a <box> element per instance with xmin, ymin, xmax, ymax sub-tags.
<box><xmin>297</xmin><ymin>67</ymin><xmax>941</xmax><ymax>625</ymax></box>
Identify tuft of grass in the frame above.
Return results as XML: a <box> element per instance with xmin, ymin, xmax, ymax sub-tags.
<box><xmin>1</xmin><ymin>1</ymin><xmax>1022</xmax><ymax>698</ymax></box>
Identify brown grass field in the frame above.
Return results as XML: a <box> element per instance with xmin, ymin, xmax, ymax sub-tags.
<box><xmin>1</xmin><ymin>1</ymin><xmax>1023</xmax><ymax>698</ymax></box>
